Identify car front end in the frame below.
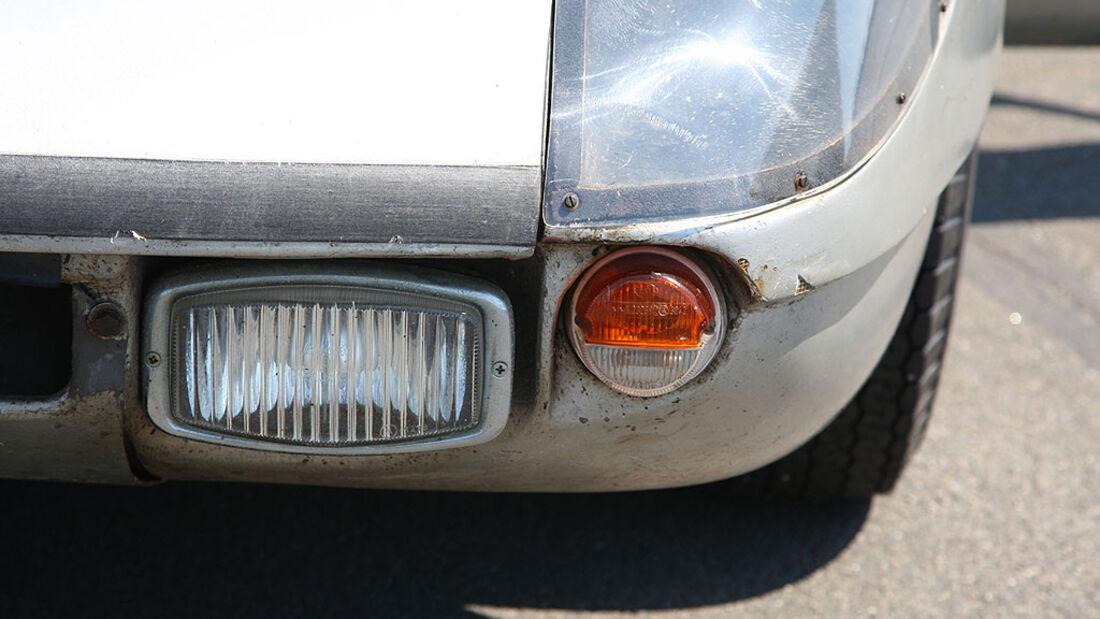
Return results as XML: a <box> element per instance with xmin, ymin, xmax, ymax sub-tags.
<box><xmin>0</xmin><ymin>0</ymin><xmax>1004</xmax><ymax>495</ymax></box>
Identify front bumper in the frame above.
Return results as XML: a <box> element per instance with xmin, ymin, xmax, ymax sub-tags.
<box><xmin>0</xmin><ymin>0</ymin><xmax>1002</xmax><ymax>490</ymax></box>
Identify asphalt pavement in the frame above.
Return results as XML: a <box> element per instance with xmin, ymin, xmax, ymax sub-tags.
<box><xmin>1</xmin><ymin>48</ymin><xmax>1098</xmax><ymax>618</ymax></box>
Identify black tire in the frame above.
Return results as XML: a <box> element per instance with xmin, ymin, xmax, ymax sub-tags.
<box><xmin>735</xmin><ymin>151</ymin><xmax>977</xmax><ymax>499</ymax></box>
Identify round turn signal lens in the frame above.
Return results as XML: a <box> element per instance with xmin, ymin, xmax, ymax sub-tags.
<box><xmin>569</xmin><ymin>247</ymin><xmax>725</xmax><ymax>397</ymax></box>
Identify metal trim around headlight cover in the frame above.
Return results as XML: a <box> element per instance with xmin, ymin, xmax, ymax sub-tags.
<box><xmin>142</xmin><ymin>263</ymin><xmax>514</xmax><ymax>455</ymax></box>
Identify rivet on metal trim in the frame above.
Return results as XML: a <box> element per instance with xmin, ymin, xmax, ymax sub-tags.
<box><xmin>86</xmin><ymin>302</ymin><xmax>127</xmax><ymax>340</ymax></box>
<box><xmin>794</xmin><ymin>172</ymin><xmax>810</xmax><ymax>192</ymax></box>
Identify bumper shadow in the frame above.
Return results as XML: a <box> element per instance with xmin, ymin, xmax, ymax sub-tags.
<box><xmin>0</xmin><ymin>479</ymin><xmax>869</xmax><ymax>617</ymax></box>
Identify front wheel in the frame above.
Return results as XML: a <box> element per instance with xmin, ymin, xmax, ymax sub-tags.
<box><xmin>737</xmin><ymin>150</ymin><xmax>977</xmax><ymax>499</ymax></box>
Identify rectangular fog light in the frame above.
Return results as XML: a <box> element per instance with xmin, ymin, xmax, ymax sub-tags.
<box><xmin>144</xmin><ymin>265</ymin><xmax>513</xmax><ymax>454</ymax></box>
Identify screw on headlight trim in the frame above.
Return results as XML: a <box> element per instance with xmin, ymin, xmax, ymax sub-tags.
<box><xmin>896</xmin><ymin>92</ymin><xmax>908</xmax><ymax>105</ymax></box>
<box><xmin>562</xmin><ymin>192</ymin><xmax>580</xmax><ymax>210</ymax></box>
<box><xmin>794</xmin><ymin>172</ymin><xmax>810</xmax><ymax>192</ymax></box>
<box><xmin>491</xmin><ymin>361</ymin><xmax>509</xmax><ymax>377</ymax></box>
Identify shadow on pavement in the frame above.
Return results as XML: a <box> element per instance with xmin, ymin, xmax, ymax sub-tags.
<box><xmin>0</xmin><ymin>479</ymin><xmax>869</xmax><ymax>617</ymax></box>
<box><xmin>977</xmin><ymin>94</ymin><xmax>1100</xmax><ymax>223</ymax></box>
<box><xmin>991</xmin><ymin>94</ymin><xmax>1100</xmax><ymax>125</ymax></box>
<box><xmin>975</xmin><ymin>144</ymin><xmax>1100</xmax><ymax>223</ymax></box>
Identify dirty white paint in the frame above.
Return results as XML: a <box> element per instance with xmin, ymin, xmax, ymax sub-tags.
<box><xmin>0</xmin><ymin>1</ymin><xmax>552</xmax><ymax>166</ymax></box>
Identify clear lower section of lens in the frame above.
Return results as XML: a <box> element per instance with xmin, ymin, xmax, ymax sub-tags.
<box><xmin>578</xmin><ymin>343</ymin><xmax>713</xmax><ymax>398</ymax></box>
<box><xmin>583</xmin><ymin>345</ymin><xmax>704</xmax><ymax>397</ymax></box>
<box><xmin>172</xmin><ymin>294</ymin><xmax>480</xmax><ymax>446</ymax></box>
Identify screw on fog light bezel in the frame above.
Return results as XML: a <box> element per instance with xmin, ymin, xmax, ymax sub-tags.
<box><xmin>567</xmin><ymin>247</ymin><xmax>726</xmax><ymax>398</ymax></box>
<box><xmin>142</xmin><ymin>263</ymin><xmax>514</xmax><ymax>455</ymax></box>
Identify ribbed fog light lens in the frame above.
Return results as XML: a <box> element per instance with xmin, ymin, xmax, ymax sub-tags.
<box><xmin>177</xmin><ymin>297</ymin><xmax>477</xmax><ymax>445</ymax></box>
<box><xmin>569</xmin><ymin>248</ymin><xmax>725</xmax><ymax>397</ymax></box>
<box><xmin>145</xmin><ymin>267</ymin><xmax>513</xmax><ymax>454</ymax></box>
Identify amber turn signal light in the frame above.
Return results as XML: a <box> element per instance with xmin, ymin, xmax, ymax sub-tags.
<box><xmin>568</xmin><ymin>247</ymin><xmax>725</xmax><ymax>397</ymax></box>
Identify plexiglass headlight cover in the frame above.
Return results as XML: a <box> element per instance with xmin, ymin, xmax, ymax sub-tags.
<box><xmin>545</xmin><ymin>0</ymin><xmax>941</xmax><ymax>227</ymax></box>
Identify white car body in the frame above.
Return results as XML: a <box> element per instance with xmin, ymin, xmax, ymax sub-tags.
<box><xmin>0</xmin><ymin>0</ymin><xmax>1004</xmax><ymax>491</ymax></box>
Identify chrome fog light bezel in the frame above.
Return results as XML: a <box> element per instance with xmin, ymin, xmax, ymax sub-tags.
<box><xmin>143</xmin><ymin>263</ymin><xmax>514</xmax><ymax>455</ymax></box>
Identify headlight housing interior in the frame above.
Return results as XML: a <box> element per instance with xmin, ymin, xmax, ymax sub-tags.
<box><xmin>544</xmin><ymin>0</ymin><xmax>941</xmax><ymax>227</ymax></box>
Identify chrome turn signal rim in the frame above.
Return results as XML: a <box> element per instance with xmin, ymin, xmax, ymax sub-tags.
<box><xmin>568</xmin><ymin>247</ymin><xmax>726</xmax><ymax>397</ymax></box>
